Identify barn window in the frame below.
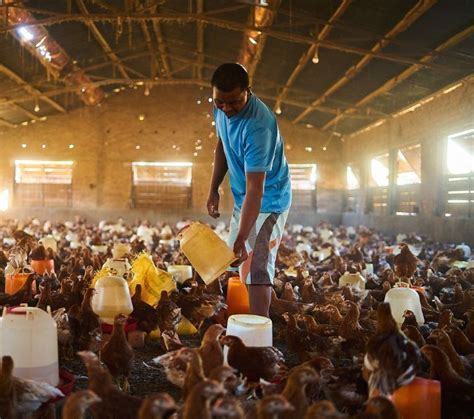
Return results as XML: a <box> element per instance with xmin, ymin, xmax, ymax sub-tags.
<box><xmin>345</xmin><ymin>165</ymin><xmax>360</xmax><ymax>212</ymax></box>
<box><xmin>395</xmin><ymin>144</ymin><xmax>421</xmax><ymax>216</ymax></box>
<box><xmin>289</xmin><ymin>164</ymin><xmax>317</xmax><ymax>209</ymax></box>
<box><xmin>131</xmin><ymin>162</ymin><xmax>193</xmax><ymax>209</ymax></box>
<box><xmin>445</xmin><ymin>129</ymin><xmax>474</xmax><ymax>217</ymax></box>
<box><xmin>14</xmin><ymin>160</ymin><xmax>73</xmax><ymax>207</ymax></box>
<box><xmin>368</xmin><ymin>153</ymin><xmax>389</xmax><ymax>215</ymax></box>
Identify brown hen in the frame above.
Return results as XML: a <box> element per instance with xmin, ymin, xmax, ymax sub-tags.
<box><xmin>181</xmin><ymin>380</ymin><xmax>224</xmax><ymax>419</ymax></box>
<box><xmin>394</xmin><ymin>244</ymin><xmax>418</xmax><ymax>279</ymax></box>
<box><xmin>62</xmin><ymin>390</ymin><xmax>101</xmax><ymax>419</ymax></box>
<box><xmin>281</xmin><ymin>366</ymin><xmax>318</xmax><ymax>419</ymax></box>
<box><xmin>101</xmin><ymin>313</ymin><xmax>134</xmax><ymax>391</ymax></box>
<box><xmin>221</xmin><ymin>335</ymin><xmax>285</xmax><ymax>382</ymax></box>
<box><xmin>130</xmin><ymin>284</ymin><xmax>160</xmax><ymax>334</ymax></box>
<box><xmin>138</xmin><ymin>393</ymin><xmax>176</xmax><ymax>419</ymax></box>
<box><xmin>78</xmin><ymin>351</ymin><xmax>142</xmax><ymax>419</ymax></box>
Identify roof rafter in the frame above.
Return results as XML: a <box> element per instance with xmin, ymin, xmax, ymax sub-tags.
<box><xmin>1</xmin><ymin>70</ymin><xmax>382</xmax><ymax>121</ymax></box>
<box><xmin>75</xmin><ymin>0</ymin><xmax>130</xmax><ymax>79</ymax></box>
<box><xmin>149</xmin><ymin>4</ymin><xmax>172</xmax><ymax>78</ymax></box>
<box><xmin>0</xmin><ymin>117</ymin><xmax>16</xmax><ymax>128</ymax></box>
<box><xmin>322</xmin><ymin>23</ymin><xmax>474</xmax><ymax>131</ymax></box>
<box><xmin>348</xmin><ymin>73</ymin><xmax>474</xmax><ymax>138</ymax></box>
<box><xmin>292</xmin><ymin>0</ymin><xmax>437</xmax><ymax>124</ymax></box>
<box><xmin>0</xmin><ymin>63</ymin><xmax>66</xmax><ymax>113</ymax></box>
<box><xmin>273</xmin><ymin>0</ymin><xmax>353</xmax><ymax>114</ymax></box>
<box><xmin>1</xmin><ymin>12</ymin><xmax>447</xmax><ymax>69</ymax></box>
<box><xmin>238</xmin><ymin>0</ymin><xmax>281</xmax><ymax>84</ymax></box>
<box><xmin>8</xmin><ymin>102</ymin><xmax>40</xmax><ymax>120</ymax></box>
<box><xmin>196</xmin><ymin>0</ymin><xmax>204</xmax><ymax>80</ymax></box>
<box><xmin>140</xmin><ymin>20</ymin><xmax>160</xmax><ymax>78</ymax></box>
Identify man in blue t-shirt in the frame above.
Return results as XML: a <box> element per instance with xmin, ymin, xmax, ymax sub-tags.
<box><xmin>207</xmin><ymin>63</ymin><xmax>292</xmax><ymax>317</ymax></box>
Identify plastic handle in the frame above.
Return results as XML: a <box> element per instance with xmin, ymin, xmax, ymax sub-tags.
<box><xmin>176</xmin><ymin>223</ymin><xmax>194</xmax><ymax>240</ymax></box>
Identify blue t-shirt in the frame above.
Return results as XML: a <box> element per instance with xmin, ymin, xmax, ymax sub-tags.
<box><xmin>214</xmin><ymin>94</ymin><xmax>292</xmax><ymax>213</ymax></box>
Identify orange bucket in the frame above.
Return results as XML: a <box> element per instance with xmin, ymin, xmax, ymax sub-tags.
<box><xmin>226</xmin><ymin>277</ymin><xmax>250</xmax><ymax>316</ymax></box>
<box><xmin>391</xmin><ymin>377</ymin><xmax>440</xmax><ymax>419</ymax></box>
<box><xmin>31</xmin><ymin>259</ymin><xmax>55</xmax><ymax>275</ymax></box>
<box><xmin>5</xmin><ymin>272</ymin><xmax>37</xmax><ymax>295</ymax></box>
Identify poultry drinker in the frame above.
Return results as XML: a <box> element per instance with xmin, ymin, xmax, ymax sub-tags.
<box><xmin>338</xmin><ymin>271</ymin><xmax>366</xmax><ymax>289</ymax></box>
<box><xmin>224</xmin><ymin>314</ymin><xmax>273</xmax><ymax>363</ymax></box>
<box><xmin>177</xmin><ymin>222</ymin><xmax>236</xmax><ymax>284</ymax></box>
<box><xmin>0</xmin><ymin>306</ymin><xmax>59</xmax><ymax>386</ymax></box>
<box><xmin>167</xmin><ymin>265</ymin><xmax>193</xmax><ymax>284</ymax></box>
<box><xmin>38</xmin><ymin>235</ymin><xmax>57</xmax><ymax>253</ymax></box>
<box><xmin>384</xmin><ymin>284</ymin><xmax>424</xmax><ymax>325</ymax></box>
<box><xmin>91</xmin><ymin>275</ymin><xmax>133</xmax><ymax>324</ymax></box>
<box><xmin>103</xmin><ymin>257</ymin><xmax>132</xmax><ymax>281</ymax></box>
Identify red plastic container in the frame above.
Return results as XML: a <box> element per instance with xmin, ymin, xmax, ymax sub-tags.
<box><xmin>226</xmin><ymin>277</ymin><xmax>250</xmax><ymax>316</ymax></box>
<box><xmin>5</xmin><ymin>273</ymin><xmax>37</xmax><ymax>295</ymax></box>
<box><xmin>31</xmin><ymin>259</ymin><xmax>55</xmax><ymax>275</ymax></box>
<box><xmin>390</xmin><ymin>377</ymin><xmax>441</xmax><ymax>419</ymax></box>
<box><xmin>101</xmin><ymin>318</ymin><xmax>137</xmax><ymax>334</ymax></box>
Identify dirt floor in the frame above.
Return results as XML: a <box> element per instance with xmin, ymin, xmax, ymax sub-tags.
<box><xmin>54</xmin><ymin>318</ymin><xmax>300</xmax><ymax>416</ymax></box>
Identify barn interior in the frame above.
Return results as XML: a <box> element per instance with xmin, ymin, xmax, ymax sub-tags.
<box><xmin>0</xmin><ymin>0</ymin><xmax>473</xmax><ymax>418</ymax></box>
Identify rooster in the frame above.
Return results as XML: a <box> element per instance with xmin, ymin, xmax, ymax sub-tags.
<box><xmin>364</xmin><ymin>303</ymin><xmax>420</xmax><ymax>397</ymax></box>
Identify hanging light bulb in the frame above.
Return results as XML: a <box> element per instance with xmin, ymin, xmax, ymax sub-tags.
<box><xmin>312</xmin><ymin>47</ymin><xmax>320</xmax><ymax>64</ymax></box>
<box><xmin>275</xmin><ymin>104</ymin><xmax>282</xmax><ymax>115</ymax></box>
<box><xmin>34</xmin><ymin>102</ymin><xmax>40</xmax><ymax>112</ymax></box>
<box><xmin>144</xmin><ymin>85</ymin><xmax>150</xmax><ymax>96</ymax></box>
<box><xmin>322</xmin><ymin>146</ymin><xmax>327</xmax><ymax>151</ymax></box>
<box><xmin>248</xmin><ymin>37</ymin><xmax>258</xmax><ymax>45</ymax></box>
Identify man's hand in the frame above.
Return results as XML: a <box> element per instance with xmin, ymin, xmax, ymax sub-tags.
<box><xmin>232</xmin><ymin>236</ymin><xmax>248</xmax><ymax>267</ymax></box>
<box><xmin>207</xmin><ymin>190</ymin><xmax>220</xmax><ymax>218</ymax></box>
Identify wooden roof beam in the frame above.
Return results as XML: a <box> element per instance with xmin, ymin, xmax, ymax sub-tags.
<box><xmin>196</xmin><ymin>0</ymin><xmax>204</xmax><ymax>80</ymax></box>
<box><xmin>321</xmin><ymin>24</ymin><xmax>474</xmax><ymax>131</ymax></box>
<box><xmin>140</xmin><ymin>20</ymin><xmax>160</xmax><ymax>78</ymax></box>
<box><xmin>4</xmin><ymin>12</ymin><xmax>442</xmax><ymax>69</ymax></box>
<box><xmin>348</xmin><ymin>73</ymin><xmax>474</xmax><ymax>138</ymax></box>
<box><xmin>0</xmin><ymin>117</ymin><xmax>16</xmax><ymax>128</ymax></box>
<box><xmin>0</xmin><ymin>63</ymin><xmax>66</xmax><ymax>113</ymax></box>
<box><xmin>8</xmin><ymin>102</ymin><xmax>40</xmax><ymax>120</ymax></box>
<box><xmin>273</xmin><ymin>0</ymin><xmax>353</xmax><ymax>114</ymax></box>
<box><xmin>238</xmin><ymin>0</ymin><xmax>281</xmax><ymax>84</ymax></box>
<box><xmin>75</xmin><ymin>0</ymin><xmax>130</xmax><ymax>79</ymax></box>
<box><xmin>292</xmin><ymin>0</ymin><xmax>437</xmax><ymax>124</ymax></box>
<box><xmin>148</xmin><ymin>3</ymin><xmax>172</xmax><ymax>78</ymax></box>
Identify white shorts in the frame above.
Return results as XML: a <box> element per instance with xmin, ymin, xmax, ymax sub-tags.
<box><xmin>227</xmin><ymin>208</ymin><xmax>289</xmax><ymax>285</ymax></box>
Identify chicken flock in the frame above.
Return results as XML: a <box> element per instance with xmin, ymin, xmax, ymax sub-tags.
<box><xmin>0</xmin><ymin>218</ymin><xmax>473</xmax><ymax>419</ymax></box>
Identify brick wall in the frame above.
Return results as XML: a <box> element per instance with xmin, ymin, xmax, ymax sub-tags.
<box><xmin>0</xmin><ymin>85</ymin><xmax>344</xmax><ymax>220</ymax></box>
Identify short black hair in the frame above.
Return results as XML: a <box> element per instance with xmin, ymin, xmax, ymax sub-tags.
<box><xmin>211</xmin><ymin>63</ymin><xmax>249</xmax><ymax>92</ymax></box>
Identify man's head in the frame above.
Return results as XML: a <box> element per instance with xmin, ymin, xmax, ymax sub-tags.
<box><xmin>211</xmin><ymin>63</ymin><xmax>251</xmax><ymax>118</ymax></box>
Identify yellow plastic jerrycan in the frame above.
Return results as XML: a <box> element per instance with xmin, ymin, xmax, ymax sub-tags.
<box><xmin>177</xmin><ymin>222</ymin><xmax>236</xmax><ymax>285</ymax></box>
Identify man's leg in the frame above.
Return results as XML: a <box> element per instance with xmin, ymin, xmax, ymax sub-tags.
<box><xmin>248</xmin><ymin>285</ymin><xmax>272</xmax><ymax>317</ymax></box>
<box><xmin>244</xmin><ymin>210</ymin><xmax>288</xmax><ymax>317</ymax></box>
